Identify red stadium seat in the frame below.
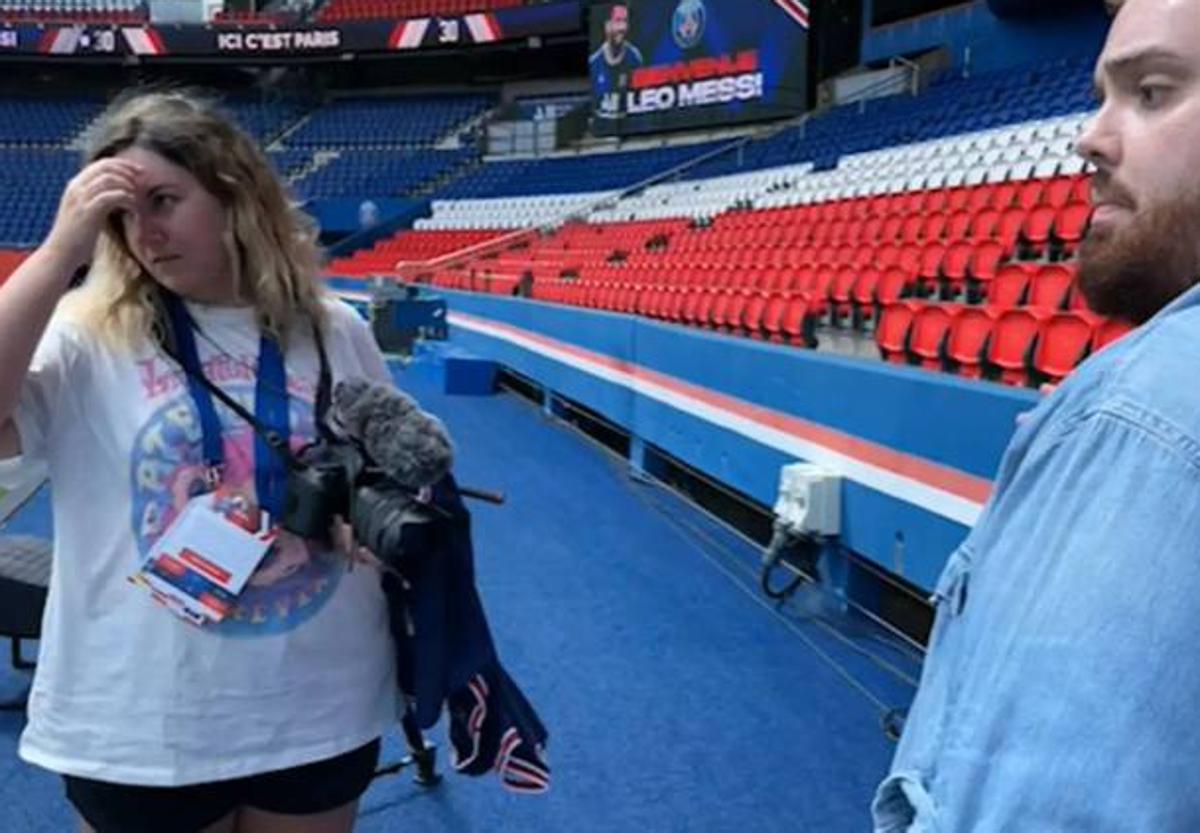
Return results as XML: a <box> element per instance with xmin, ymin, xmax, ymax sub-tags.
<box><xmin>919</xmin><ymin>243</ymin><xmax>946</xmax><ymax>287</ymax></box>
<box><xmin>1045</xmin><ymin>176</ymin><xmax>1080</xmax><ymax>209</ymax></box>
<box><xmin>946</xmin><ymin>307</ymin><xmax>998</xmax><ymax>378</ymax></box>
<box><xmin>1054</xmin><ymin>201</ymin><xmax>1092</xmax><ymax>255</ymax></box>
<box><xmin>1093</xmin><ymin>317</ymin><xmax>1136</xmax><ymax>351</ymax></box>
<box><xmin>986</xmin><ymin>308</ymin><xmax>1049</xmax><ymax>386</ymax></box>
<box><xmin>909</xmin><ymin>303</ymin><xmax>958</xmax><ymax>370</ymax></box>
<box><xmin>724</xmin><ymin>291</ymin><xmax>750</xmax><ymax>332</ymax></box>
<box><xmin>876</xmin><ymin>301</ymin><xmax>919</xmax><ymax>364</ymax></box>
<box><xmin>941</xmin><ymin>243</ymin><xmax>974</xmax><ymax>296</ymax></box>
<box><xmin>1023</xmin><ymin>206</ymin><xmax>1058</xmax><ymax>255</ymax></box>
<box><xmin>997</xmin><ymin>207</ymin><xmax>1028</xmax><ymax>256</ymax></box>
<box><xmin>882</xmin><ymin>215</ymin><xmax>906</xmax><ymax>244</ymax></box>
<box><xmin>876</xmin><ymin>267</ymin><xmax>914</xmax><ymax>305</ymax></box>
<box><xmin>993</xmin><ymin>182</ymin><xmax>1018</xmax><ymax>210</ymax></box>
<box><xmin>681</xmin><ymin>288</ymin><xmax>704</xmax><ymax>324</ymax></box>
<box><xmin>969</xmin><ymin>209</ymin><xmax>1000</xmax><ymax>243</ymax></box>
<box><xmin>967</xmin><ymin>185</ymin><xmax>995</xmax><ymax>214</ymax></box>
<box><xmin>984</xmin><ymin>266</ymin><xmax>1032</xmax><ymax>307</ymax></box>
<box><xmin>851</xmin><ymin>268</ymin><xmax>882</xmax><ymax>328</ymax></box>
<box><xmin>1033</xmin><ymin>312</ymin><xmax>1097</xmax><ymax>383</ymax></box>
<box><xmin>1028</xmin><ymin>264</ymin><xmax>1076</xmax><ymax>312</ymax></box>
<box><xmin>967</xmin><ymin>241</ymin><xmax>1005</xmax><ymax>290</ymax></box>
<box><xmin>946</xmin><ymin>187</ymin><xmax>971</xmax><ymax>213</ymax></box>
<box><xmin>924</xmin><ymin>190</ymin><xmax>948</xmax><ymax>213</ymax></box>
<box><xmin>705</xmin><ymin>290</ymin><xmax>734</xmax><ymax>328</ymax></box>
<box><xmin>831</xmin><ymin>267</ymin><xmax>859</xmax><ymax>324</ymax></box>
<box><xmin>897</xmin><ymin>246</ymin><xmax>922</xmax><ymax>278</ymax></box>
<box><xmin>902</xmin><ymin>215</ymin><xmax>926</xmax><ymax>245</ymax></box>
<box><xmin>694</xmin><ymin>289</ymin><xmax>718</xmax><ymax>328</ymax></box>
<box><xmin>1072</xmin><ymin>176</ymin><xmax>1092</xmax><ymax>205</ymax></box>
<box><xmin>761</xmin><ymin>293</ymin><xmax>789</xmax><ymax>341</ymax></box>
<box><xmin>805</xmin><ymin>269</ymin><xmax>836</xmax><ymax>318</ymax></box>
<box><xmin>780</xmin><ymin>296</ymin><xmax>816</xmax><ymax>347</ymax></box>
<box><xmin>1016</xmin><ymin>180</ymin><xmax>1044</xmax><ymax>210</ymax></box>
<box><xmin>742</xmin><ymin>292</ymin><xmax>769</xmax><ymax>338</ymax></box>
<box><xmin>922</xmin><ymin>212</ymin><xmax>948</xmax><ymax>242</ymax></box>
<box><xmin>946</xmin><ymin>210</ymin><xmax>973</xmax><ymax>241</ymax></box>
<box><xmin>874</xmin><ymin>246</ymin><xmax>900</xmax><ymax>270</ymax></box>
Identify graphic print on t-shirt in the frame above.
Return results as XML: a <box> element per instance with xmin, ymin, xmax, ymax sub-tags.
<box><xmin>130</xmin><ymin>355</ymin><xmax>342</xmax><ymax>637</ymax></box>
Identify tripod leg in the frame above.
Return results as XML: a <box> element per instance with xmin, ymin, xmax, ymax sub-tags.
<box><xmin>401</xmin><ymin>708</ymin><xmax>441</xmax><ymax>787</ymax></box>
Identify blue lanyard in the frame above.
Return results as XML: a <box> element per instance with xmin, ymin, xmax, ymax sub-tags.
<box><xmin>162</xmin><ymin>294</ymin><xmax>291</xmax><ymax>519</ymax></box>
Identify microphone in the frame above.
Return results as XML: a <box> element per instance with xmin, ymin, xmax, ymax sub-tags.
<box><xmin>331</xmin><ymin>378</ymin><xmax>454</xmax><ymax>491</ymax></box>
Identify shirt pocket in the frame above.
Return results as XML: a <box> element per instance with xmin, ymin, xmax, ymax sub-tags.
<box><xmin>926</xmin><ymin>543</ymin><xmax>974</xmax><ymax>649</ymax></box>
<box><xmin>872</xmin><ymin>770</ymin><xmax>940</xmax><ymax>833</ymax></box>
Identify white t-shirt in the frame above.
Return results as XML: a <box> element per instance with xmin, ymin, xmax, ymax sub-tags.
<box><xmin>0</xmin><ymin>295</ymin><xmax>397</xmax><ymax>786</ymax></box>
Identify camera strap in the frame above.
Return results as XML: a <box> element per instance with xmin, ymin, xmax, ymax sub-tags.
<box><xmin>157</xmin><ymin>287</ymin><xmax>333</xmax><ymax>519</ymax></box>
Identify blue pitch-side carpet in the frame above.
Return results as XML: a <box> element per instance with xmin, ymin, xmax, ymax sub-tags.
<box><xmin>0</xmin><ymin>350</ymin><xmax>920</xmax><ymax>832</ymax></box>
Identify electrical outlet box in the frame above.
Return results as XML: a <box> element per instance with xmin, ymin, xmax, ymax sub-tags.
<box><xmin>774</xmin><ymin>463</ymin><xmax>841</xmax><ymax>537</ymax></box>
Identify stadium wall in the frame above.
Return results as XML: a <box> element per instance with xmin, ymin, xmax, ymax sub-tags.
<box><xmin>437</xmin><ymin>290</ymin><xmax>1037</xmax><ymax>593</ymax></box>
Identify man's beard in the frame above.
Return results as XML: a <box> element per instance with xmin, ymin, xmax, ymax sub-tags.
<box><xmin>1078</xmin><ymin>190</ymin><xmax>1200</xmax><ymax>325</ymax></box>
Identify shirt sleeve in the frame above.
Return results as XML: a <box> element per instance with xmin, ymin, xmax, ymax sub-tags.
<box><xmin>982</xmin><ymin>398</ymin><xmax>1200</xmax><ymax>571</ymax></box>
<box><xmin>0</xmin><ymin>315</ymin><xmax>82</xmax><ymax>488</ymax></box>
<box><xmin>968</xmin><ymin>400</ymin><xmax>1200</xmax><ymax>798</ymax></box>
<box><xmin>336</xmin><ymin>299</ymin><xmax>393</xmax><ymax>386</ymax></box>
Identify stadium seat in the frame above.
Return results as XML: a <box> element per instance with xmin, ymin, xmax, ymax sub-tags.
<box><xmin>1023</xmin><ymin>206</ymin><xmax>1058</xmax><ymax>255</ymax></box>
<box><xmin>1054</xmin><ymin>201</ymin><xmax>1092</xmax><ymax>255</ymax></box>
<box><xmin>1093</xmin><ymin>317</ymin><xmax>1135</xmax><ymax>351</ymax></box>
<box><xmin>909</xmin><ymin>303</ymin><xmax>958</xmax><ymax>369</ymax></box>
<box><xmin>946</xmin><ymin>307</ymin><xmax>998</xmax><ymax>379</ymax></box>
<box><xmin>780</xmin><ymin>296</ymin><xmax>816</xmax><ymax>347</ymax></box>
<box><xmin>1033</xmin><ymin>312</ymin><xmax>1096</xmax><ymax>383</ymax></box>
<box><xmin>876</xmin><ymin>301</ymin><xmax>919</xmax><ymax>364</ymax></box>
<box><xmin>986</xmin><ymin>308</ymin><xmax>1049</xmax><ymax>386</ymax></box>
<box><xmin>761</xmin><ymin>293</ymin><xmax>789</xmax><ymax>341</ymax></box>
<box><xmin>851</xmin><ymin>268</ymin><xmax>882</xmax><ymax>328</ymax></box>
<box><xmin>988</xmin><ymin>264</ymin><xmax>1032</xmax><ymax>309</ymax></box>
<box><xmin>1028</xmin><ymin>264</ymin><xmax>1076</xmax><ymax>312</ymax></box>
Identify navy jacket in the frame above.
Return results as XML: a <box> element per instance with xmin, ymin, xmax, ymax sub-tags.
<box><xmin>380</xmin><ymin>476</ymin><xmax>550</xmax><ymax>793</ymax></box>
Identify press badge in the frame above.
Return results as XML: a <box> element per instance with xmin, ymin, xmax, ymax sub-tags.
<box><xmin>129</xmin><ymin>490</ymin><xmax>277</xmax><ymax>626</ymax></box>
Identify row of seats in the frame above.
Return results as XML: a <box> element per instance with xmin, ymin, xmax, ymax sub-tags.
<box><xmin>294</xmin><ymin>149</ymin><xmax>475</xmax><ymax>200</ymax></box>
<box><xmin>0</xmin><ymin>97</ymin><xmax>102</xmax><ymax>146</ymax></box>
<box><xmin>414</xmin><ymin>165</ymin><xmax>1126</xmax><ymax>387</ymax></box>
<box><xmin>327</xmin><ymin>229</ymin><xmax>503</xmax><ymax>274</ymax></box>
<box><xmin>0</xmin><ymin>148</ymin><xmax>79</xmax><ymax>247</ymax></box>
<box><xmin>434</xmin><ymin>142</ymin><xmax>724</xmax><ymax>200</ymax></box>
<box><xmin>212</xmin><ymin>9</ymin><xmax>292</xmax><ymax>23</ymax></box>
<box><xmin>316</xmin><ymin>0</ymin><xmax>522</xmax><ymax>21</ymax></box>
<box><xmin>0</xmin><ymin>0</ymin><xmax>144</xmax><ymax>22</ymax></box>
<box><xmin>418</xmin><ymin>191</ymin><xmax>613</xmax><ymax>231</ymax></box>
<box><xmin>286</xmin><ymin>96</ymin><xmax>492</xmax><ymax>147</ymax></box>
<box><xmin>679</xmin><ymin>59</ymin><xmax>1095</xmax><ymax>182</ymax></box>
<box><xmin>223</xmin><ymin>97</ymin><xmax>312</xmax><ymax>144</ymax></box>
<box><xmin>433</xmin><ymin>262</ymin><xmax>1134</xmax><ymax>389</ymax></box>
<box><xmin>876</xmin><ymin>302</ymin><xmax>1132</xmax><ymax>386</ymax></box>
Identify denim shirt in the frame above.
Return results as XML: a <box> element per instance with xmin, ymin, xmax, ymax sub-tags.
<box><xmin>873</xmin><ymin>282</ymin><xmax>1200</xmax><ymax>833</ymax></box>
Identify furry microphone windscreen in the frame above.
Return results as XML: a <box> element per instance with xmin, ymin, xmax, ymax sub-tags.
<box><xmin>332</xmin><ymin>379</ymin><xmax>455</xmax><ymax>489</ymax></box>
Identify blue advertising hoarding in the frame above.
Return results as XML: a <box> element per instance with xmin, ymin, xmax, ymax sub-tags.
<box><xmin>589</xmin><ymin>0</ymin><xmax>809</xmax><ymax>136</ymax></box>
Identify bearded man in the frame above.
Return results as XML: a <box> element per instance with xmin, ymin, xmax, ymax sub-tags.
<box><xmin>873</xmin><ymin>0</ymin><xmax>1200</xmax><ymax>830</ymax></box>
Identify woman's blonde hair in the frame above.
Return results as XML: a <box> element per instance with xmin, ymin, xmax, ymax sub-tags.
<box><xmin>63</xmin><ymin>88</ymin><xmax>326</xmax><ymax>347</ymax></box>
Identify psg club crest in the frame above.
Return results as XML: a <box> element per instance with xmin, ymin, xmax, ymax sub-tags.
<box><xmin>672</xmin><ymin>0</ymin><xmax>706</xmax><ymax>50</ymax></box>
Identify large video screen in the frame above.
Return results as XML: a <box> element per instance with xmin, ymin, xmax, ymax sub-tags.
<box><xmin>588</xmin><ymin>0</ymin><xmax>809</xmax><ymax>136</ymax></box>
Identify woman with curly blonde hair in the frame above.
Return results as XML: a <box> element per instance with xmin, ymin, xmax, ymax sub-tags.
<box><xmin>0</xmin><ymin>89</ymin><xmax>395</xmax><ymax>833</ymax></box>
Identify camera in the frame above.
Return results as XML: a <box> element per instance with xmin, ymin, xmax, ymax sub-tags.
<box><xmin>281</xmin><ymin>439</ymin><xmax>425</xmax><ymax>566</ymax></box>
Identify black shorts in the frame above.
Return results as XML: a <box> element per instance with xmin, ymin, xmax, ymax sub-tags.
<box><xmin>63</xmin><ymin>737</ymin><xmax>381</xmax><ymax>833</ymax></box>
